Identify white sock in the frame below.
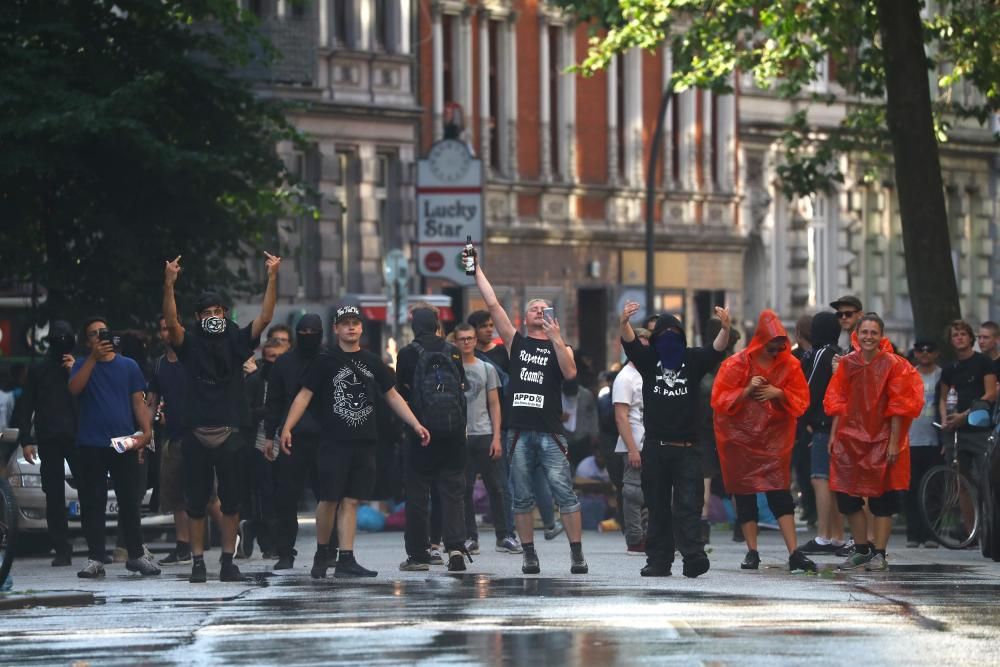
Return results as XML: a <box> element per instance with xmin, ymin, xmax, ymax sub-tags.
<box><xmin>815</xmin><ymin>536</ymin><xmax>832</xmax><ymax>546</ymax></box>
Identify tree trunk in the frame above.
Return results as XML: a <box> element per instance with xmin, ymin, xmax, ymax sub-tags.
<box><xmin>877</xmin><ymin>0</ymin><xmax>961</xmax><ymax>349</ymax></box>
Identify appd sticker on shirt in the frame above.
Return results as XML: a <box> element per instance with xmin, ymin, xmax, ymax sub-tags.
<box><xmin>513</xmin><ymin>393</ymin><xmax>544</xmax><ymax>409</ymax></box>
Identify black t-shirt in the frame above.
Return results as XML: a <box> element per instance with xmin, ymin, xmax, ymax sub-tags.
<box><xmin>482</xmin><ymin>344</ymin><xmax>510</xmax><ymax>374</ymax></box>
<box><xmin>302</xmin><ymin>348</ymin><xmax>395</xmax><ymax>446</ymax></box>
<box><xmin>149</xmin><ymin>356</ymin><xmax>189</xmax><ymax>438</ymax></box>
<box><xmin>941</xmin><ymin>351</ymin><xmax>997</xmax><ymax>431</ymax></box>
<box><xmin>175</xmin><ymin>322</ymin><xmax>259</xmax><ymax>429</ymax></box>
<box><xmin>622</xmin><ymin>336</ymin><xmax>722</xmax><ymax>443</ymax></box>
<box><xmin>505</xmin><ymin>332</ymin><xmax>565</xmax><ymax>434</ymax></box>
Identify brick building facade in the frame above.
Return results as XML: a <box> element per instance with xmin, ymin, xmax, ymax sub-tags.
<box><xmin>418</xmin><ymin>0</ymin><xmax>744</xmax><ymax>371</ymax></box>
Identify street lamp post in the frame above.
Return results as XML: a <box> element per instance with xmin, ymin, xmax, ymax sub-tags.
<box><xmin>645</xmin><ymin>83</ymin><xmax>675</xmax><ymax>318</ymax></box>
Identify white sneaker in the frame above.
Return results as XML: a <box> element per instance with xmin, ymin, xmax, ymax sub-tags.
<box><xmin>428</xmin><ymin>547</ymin><xmax>444</xmax><ymax>565</ymax></box>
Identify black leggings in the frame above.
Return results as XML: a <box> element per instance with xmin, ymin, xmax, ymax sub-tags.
<box><xmin>734</xmin><ymin>490</ymin><xmax>795</xmax><ymax>524</ymax></box>
<box><xmin>836</xmin><ymin>491</ymin><xmax>900</xmax><ymax>518</ymax></box>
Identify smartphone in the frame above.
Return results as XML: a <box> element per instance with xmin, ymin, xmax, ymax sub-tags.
<box><xmin>543</xmin><ymin>307</ymin><xmax>555</xmax><ymax>324</ymax></box>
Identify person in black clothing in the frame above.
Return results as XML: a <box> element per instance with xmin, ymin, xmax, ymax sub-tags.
<box><xmin>281</xmin><ymin>305</ymin><xmax>430</xmax><ymax>579</ymax></box>
<box><xmin>798</xmin><ymin>312</ymin><xmax>847</xmax><ymax>554</ymax></box>
<box><xmin>939</xmin><ymin>319</ymin><xmax>998</xmax><ymax>489</ymax></box>
<box><xmin>16</xmin><ymin>320</ymin><xmax>79</xmax><ymax>566</ymax></box>
<box><xmin>240</xmin><ymin>337</ymin><xmax>286</xmax><ymax>558</ymax></box>
<box><xmin>396</xmin><ymin>307</ymin><xmax>471</xmax><ymax>572</ymax></box>
<box><xmin>619</xmin><ymin>300</ymin><xmax>731</xmax><ymax>578</ymax></box>
<box><xmin>162</xmin><ymin>252</ymin><xmax>281</xmax><ymax>584</ymax></box>
<box><xmin>264</xmin><ymin>313</ymin><xmax>326</xmax><ymax>570</ymax></box>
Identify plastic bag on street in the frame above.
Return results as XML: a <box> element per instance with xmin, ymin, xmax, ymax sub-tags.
<box><xmin>712</xmin><ymin>310</ymin><xmax>809</xmax><ymax>495</ymax></box>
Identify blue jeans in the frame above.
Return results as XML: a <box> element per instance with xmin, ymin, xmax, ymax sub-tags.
<box><xmin>506</xmin><ymin>431</ymin><xmax>581</xmax><ymax>515</ymax></box>
<box><xmin>502</xmin><ymin>434</ymin><xmax>556</xmax><ymax>531</ymax></box>
<box><xmin>809</xmin><ymin>431</ymin><xmax>831</xmax><ymax>480</ymax></box>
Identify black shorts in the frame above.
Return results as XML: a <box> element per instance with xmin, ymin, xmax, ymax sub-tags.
<box><xmin>836</xmin><ymin>491</ymin><xmax>900</xmax><ymax>518</ymax></box>
<box><xmin>182</xmin><ymin>430</ymin><xmax>242</xmax><ymax>518</ymax></box>
<box><xmin>317</xmin><ymin>444</ymin><xmax>376</xmax><ymax>501</ymax></box>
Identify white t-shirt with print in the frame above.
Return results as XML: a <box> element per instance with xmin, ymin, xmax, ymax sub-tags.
<box><xmin>612</xmin><ymin>363</ymin><xmax>644</xmax><ymax>453</ymax></box>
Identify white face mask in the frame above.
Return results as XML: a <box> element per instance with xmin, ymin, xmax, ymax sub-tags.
<box><xmin>201</xmin><ymin>316</ymin><xmax>227</xmax><ymax>335</ymax></box>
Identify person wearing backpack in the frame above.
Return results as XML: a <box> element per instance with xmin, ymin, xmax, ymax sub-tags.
<box><xmin>396</xmin><ymin>307</ymin><xmax>472</xmax><ymax>572</ymax></box>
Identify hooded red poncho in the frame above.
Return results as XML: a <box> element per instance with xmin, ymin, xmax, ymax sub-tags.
<box><xmin>823</xmin><ymin>339</ymin><xmax>924</xmax><ymax>497</ymax></box>
<box><xmin>711</xmin><ymin>310</ymin><xmax>810</xmax><ymax>495</ymax></box>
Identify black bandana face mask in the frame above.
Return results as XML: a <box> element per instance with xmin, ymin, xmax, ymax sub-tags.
<box><xmin>201</xmin><ymin>316</ymin><xmax>227</xmax><ymax>336</ymax></box>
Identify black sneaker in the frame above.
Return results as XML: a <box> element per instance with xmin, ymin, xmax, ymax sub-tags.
<box><xmin>447</xmin><ymin>550</ymin><xmax>467</xmax><ymax>572</ymax></box>
<box><xmin>741</xmin><ymin>549</ymin><xmax>761</xmax><ymax>570</ymax></box>
<box><xmin>274</xmin><ymin>556</ymin><xmax>295</xmax><ymax>570</ymax></box>
<box><xmin>51</xmin><ymin>552</ymin><xmax>72</xmax><ymax>567</ymax></box>
<box><xmin>190</xmin><ymin>560</ymin><xmax>207</xmax><ymax>583</ymax></box>
<box><xmin>799</xmin><ymin>538</ymin><xmax>839</xmax><ymax>555</ymax></box>
<box><xmin>570</xmin><ymin>553</ymin><xmax>588</xmax><ymax>574</ymax></box>
<box><xmin>834</xmin><ymin>540</ymin><xmax>855</xmax><ymax>557</ymax></box>
<box><xmin>789</xmin><ymin>549</ymin><xmax>818</xmax><ymax>573</ymax></box>
<box><xmin>640</xmin><ymin>562</ymin><xmax>672</xmax><ymax>577</ymax></box>
<box><xmin>521</xmin><ymin>550</ymin><xmax>540</xmax><ymax>574</ymax></box>
<box><xmin>682</xmin><ymin>555</ymin><xmax>710</xmax><ymax>578</ymax></box>
<box><xmin>335</xmin><ymin>559</ymin><xmax>378</xmax><ymax>578</ymax></box>
<box><xmin>158</xmin><ymin>550</ymin><xmax>192</xmax><ymax>566</ymax></box>
<box><xmin>311</xmin><ymin>556</ymin><xmax>329</xmax><ymax>579</ymax></box>
<box><xmin>220</xmin><ymin>562</ymin><xmax>243</xmax><ymax>582</ymax></box>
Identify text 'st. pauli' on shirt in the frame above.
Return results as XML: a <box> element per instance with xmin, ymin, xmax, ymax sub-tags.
<box><xmin>504</xmin><ymin>332</ymin><xmax>564</xmax><ymax>434</ymax></box>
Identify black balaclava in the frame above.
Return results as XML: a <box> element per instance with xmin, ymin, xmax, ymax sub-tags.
<box><xmin>811</xmin><ymin>312</ymin><xmax>841</xmax><ymax>350</ymax></box>
<box><xmin>411</xmin><ymin>307</ymin><xmax>439</xmax><ymax>338</ymax></box>
<box><xmin>46</xmin><ymin>320</ymin><xmax>76</xmax><ymax>358</ymax></box>
<box><xmin>195</xmin><ymin>291</ymin><xmax>227</xmax><ymax>337</ymax></box>
<box><xmin>296</xmin><ymin>313</ymin><xmax>323</xmax><ymax>358</ymax></box>
<box><xmin>651</xmin><ymin>314</ymin><xmax>687</xmax><ymax>370</ymax></box>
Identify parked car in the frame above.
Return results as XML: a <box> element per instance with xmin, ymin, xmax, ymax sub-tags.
<box><xmin>6</xmin><ymin>445</ymin><xmax>172</xmax><ymax>544</ymax></box>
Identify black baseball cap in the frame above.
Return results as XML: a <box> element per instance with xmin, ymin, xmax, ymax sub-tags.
<box><xmin>830</xmin><ymin>295</ymin><xmax>863</xmax><ymax>311</ymax></box>
<box><xmin>334</xmin><ymin>305</ymin><xmax>362</xmax><ymax>323</ymax></box>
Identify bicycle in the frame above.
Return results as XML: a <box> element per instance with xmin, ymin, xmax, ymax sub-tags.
<box><xmin>919</xmin><ymin>427</ymin><xmax>979</xmax><ymax>549</ymax></box>
<box><xmin>0</xmin><ymin>428</ymin><xmax>19</xmax><ymax>585</ymax></box>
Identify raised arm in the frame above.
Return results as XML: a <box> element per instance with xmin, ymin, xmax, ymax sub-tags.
<box><xmin>472</xmin><ymin>263</ymin><xmax>516</xmax><ymax>349</ymax></box>
<box><xmin>251</xmin><ymin>252</ymin><xmax>282</xmax><ymax>341</ymax></box>
<box><xmin>712</xmin><ymin>306</ymin><xmax>732</xmax><ymax>352</ymax></box>
<box><xmin>163</xmin><ymin>255</ymin><xmax>185</xmax><ymax>348</ymax></box>
<box><xmin>620</xmin><ymin>301</ymin><xmax>640</xmax><ymax>343</ymax></box>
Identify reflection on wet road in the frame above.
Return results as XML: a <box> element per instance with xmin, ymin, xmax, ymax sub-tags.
<box><xmin>2</xmin><ymin>533</ymin><xmax>999</xmax><ymax>665</ymax></box>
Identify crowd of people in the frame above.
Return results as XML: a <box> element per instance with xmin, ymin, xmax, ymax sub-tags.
<box><xmin>8</xmin><ymin>249</ymin><xmax>1000</xmax><ymax>583</ymax></box>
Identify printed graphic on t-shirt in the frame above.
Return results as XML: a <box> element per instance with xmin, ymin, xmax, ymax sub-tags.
<box><xmin>513</xmin><ymin>392</ymin><xmax>545</xmax><ymax>409</ymax></box>
<box><xmin>517</xmin><ymin>346</ymin><xmax>552</xmax><ymax>386</ymax></box>
<box><xmin>654</xmin><ymin>362</ymin><xmax>689</xmax><ymax>397</ymax></box>
<box><xmin>332</xmin><ymin>364</ymin><xmax>374</xmax><ymax>427</ymax></box>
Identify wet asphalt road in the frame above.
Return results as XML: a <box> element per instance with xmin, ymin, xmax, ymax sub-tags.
<box><xmin>2</xmin><ymin>526</ymin><xmax>1000</xmax><ymax>666</ymax></box>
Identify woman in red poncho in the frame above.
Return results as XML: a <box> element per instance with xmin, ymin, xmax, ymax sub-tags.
<box><xmin>712</xmin><ymin>310</ymin><xmax>816</xmax><ymax>573</ymax></box>
<box><xmin>824</xmin><ymin>313</ymin><xmax>924</xmax><ymax>572</ymax></box>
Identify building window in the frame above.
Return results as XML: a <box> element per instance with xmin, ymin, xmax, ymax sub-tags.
<box><xmin>488</xmin><ymin>19</ymin><xmax>501</xmax><ymax>172</ymax></box>
<box><xmin>334</xmin><ymin>0</ymin><xmax>353</xmax><ymax>48</ymax></box>
<box><xmin>808</xmin><ymin>194</ymin><xmax>829</xmax><ymax>307</ymax></box>
<box><xmin>290</xmin><ymin>0</ymin><xmax>305</xmax><ymax>18</ymax></box>
<box><xmin>373</xmin><ymin>0</ymin><xmax>393</xmax><ymax>52</ymax></box>
<box><xmin>548</xmin><ymin>25</ymin><xmax>562</xmax><ymax>180</ymax></box>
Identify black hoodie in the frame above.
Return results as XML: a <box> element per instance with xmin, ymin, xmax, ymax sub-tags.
<box><xmin>801</xmin><ymin>311</ymin><xmax>840</xmax><ymax>432</ymax></box>
<box><xmin>263</xmin><ymin>314</ymin><xmax>324</xmax><ymax>439</ymax></box>
<box><xmin>14</xmin><ymin>321</ymin><xmax>78</xmax><ymax>444</ymax></box>
<box><xmin>621</xmin><ymin>313</ymin><xmax>723</xmax><ymax>443</ymax></box>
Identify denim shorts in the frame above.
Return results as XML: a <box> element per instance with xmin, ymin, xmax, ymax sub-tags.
<box><xmin>809</xmin><ymin>431</ymin><xmax>831</xmax><ymax>480</ymax></box>
<box><xmin>505</xmin><ymin>430</ymin><xmax>581</xmax><ymax>515</ymax></box>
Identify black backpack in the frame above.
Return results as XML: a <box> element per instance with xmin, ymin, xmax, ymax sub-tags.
<box><xmin>410</xmin><ymin>340</ymin><xmax>466</xmax><ymax>435</ymax></box>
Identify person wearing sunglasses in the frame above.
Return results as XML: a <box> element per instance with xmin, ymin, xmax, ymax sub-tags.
<box><xmin>905</xmin><ymin>340</ymin><xmax>943</xmax><ymax>548</ymax></box>
<box><xmin>830</xmin><ymin>296</ymin><xmax>863</xmax><ymax>354</ymax></box>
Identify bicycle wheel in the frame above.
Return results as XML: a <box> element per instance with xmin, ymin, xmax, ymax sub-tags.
<box><xmin>920</xmin><ymin>465</ymin><xmax>979</xmax><ymax>549</ymax></box>
<box><xmin>0</xmin><ymin>478</ymin><xmax>16</xmax><ymax>584</ymax></box>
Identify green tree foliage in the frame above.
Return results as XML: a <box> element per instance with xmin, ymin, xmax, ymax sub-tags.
<box><xmin>555</xmin><ymin>0</ymin><xmax>999</xmax><ymax>342</ymax></box>
<box><xmin>0</xmin><ymin>0</ymin><xmax>305</xmax><ymax>327</ymax></box>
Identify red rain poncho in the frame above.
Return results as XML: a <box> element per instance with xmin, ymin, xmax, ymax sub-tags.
<box><xmin>711</xmin><ymin>310</ymin><xmax>810</xmax><ymax>495</ymax></box>
<box><xmin>823</xmin><ymin>342</ymin><xmax>924</xmax><ymax>497</ymax></box>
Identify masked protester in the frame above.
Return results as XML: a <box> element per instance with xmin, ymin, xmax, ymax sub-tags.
<box><xmin>824</xmin><ymin>313</ymin><xmax>924</xmax><ymax>571</ymax></box>
<box><xmin>15</xmin><ymin>321</ymin><xmax>80</xmax><ymax>566</ymax></box>
<box><xmin>161</xmin><ymin>252</ymin><xmax>282</xmax><ymax>583</ymax></box>
<box><xmin>618</xmin><ymin>300</ymin><xmax>732</xmax><ymax>578</ymax></box>
<box><xmin>264</xmin><ymin>313</ymin><xmax>327</xmax><ymax>570</ymax></box>
<box><xmin>712</xmin><ymin>309</ymin><xmax>816</xmax><ymax>573</ymax></box>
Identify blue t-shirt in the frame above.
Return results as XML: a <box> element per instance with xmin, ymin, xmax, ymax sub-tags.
<box><xmin>71</xmin><ymin>355</ymin><xmax>146</xmax><ymax>448</ymax></box>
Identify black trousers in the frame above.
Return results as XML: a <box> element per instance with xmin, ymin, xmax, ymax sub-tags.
<box><xmin>464</xmin><ymin>435</ymin><xmax>509</xmax><ymax>542</ymax></box>
<box><xmin>76</xmin><ymin>447</ymin><xmax>143</xmax><ymax>561</ymax></box>
<box><xmin>906</xmin><ymin>446</ymin><xmax>944</xmax><ymax>542</ymax></box>
<box><xmin>641</xmin><ymin>442</ymin><xmax>706</xmax><ymax>566</ymax></box>
<box><xmin>405</xmin><ymin>465</ymin><xmax>466</xmax><ymax>556</ymax></box>
<box><xmin>274</xmin><ymin>434</ymin><xmax>320</xmax><ymax>559</ymax></box>
<box><xmin>38</xmin><ymin>436</ymin><xmax>77</xmax><ymax>554</ymax></box>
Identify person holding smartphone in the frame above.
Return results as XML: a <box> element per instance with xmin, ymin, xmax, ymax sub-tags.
<box><xmin>68</xmin><ymin>317</ymin><xmax>157</xmax><ymax>579</ymax></box>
